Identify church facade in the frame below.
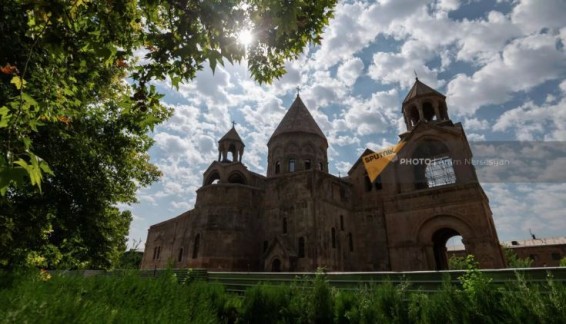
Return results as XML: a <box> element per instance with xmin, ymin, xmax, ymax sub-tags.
<box><xmin>140</xmin><ymin>79</ymin><xmax>506</xmax><ymax>271</ymax></box>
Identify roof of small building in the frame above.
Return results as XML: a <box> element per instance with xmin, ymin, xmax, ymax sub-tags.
<box><xmin>219</xmin><ymin>126</ymin><xmax>243</xmax><ymax>143</ymax></box>
<box><xmin>403</xmin><ymin>78</ymin><xmax>445</xmax><ymax>104</ymax></box>
<box><xmin>447</xmin><ymin>236</ymin><xmax>566</xmax><ymax>251</ymax></box>
<box><xmin>504</xmin><ymin>237</ymin><xmax>566</xmax><ymax>247</ymax></box>
<box><xmin>269</xmin><ymin>95</ymin><xmax>326</xmax><ymax>143</ymax></box>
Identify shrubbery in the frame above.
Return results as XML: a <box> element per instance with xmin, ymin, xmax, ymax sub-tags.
<box><xmin>1</xmin><ymin>264</ymin><xmax>565</xmax><ymax>323</ymax></box>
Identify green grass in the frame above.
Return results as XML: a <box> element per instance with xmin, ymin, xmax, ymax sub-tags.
<box><xmin>1</xmin><ymin>269</ymin><xmax>565</xmax><ymax>323</ymax></box>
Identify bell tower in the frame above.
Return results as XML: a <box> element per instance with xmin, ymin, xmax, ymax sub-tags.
<box><xmin>384</xmin><ymin>78</ymin><xmax>507</xmax><ymax>271</ymax></box>
<box><xmin>218</xmin><ymin>124</ymin><xmax>244</xmax><ymax>163</ymax></box>
<box><xmin>402</xmin><ymin>78</ymin><xmax>450</xmax><ymax>131</ymax></box>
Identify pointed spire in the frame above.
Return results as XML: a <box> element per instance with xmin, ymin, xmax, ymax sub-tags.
<box><xmin>268</xmin><ymin>95</ymin><xmax>326</xmax><ymax>143</ymax></box>
<box><xmin>220</xmin><ymin>124</ymin><xmax>243</xmax><ymax>143</ymax></box>
<box><xmin>403</xmin><ymin>78</ymin><xmax>445</xmax><ymax>104</ymax></box>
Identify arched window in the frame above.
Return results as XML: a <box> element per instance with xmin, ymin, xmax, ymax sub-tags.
<box><xmin>413</xmin><ymin>140</ymin><xmax>456</xmax><ymax>189</ymax></box>
<box><xmin>275</xmin><ymin>161</ymin><xmax>280</xmax><ymax>174</ymax></box>
<box><xmin>422</xmin><ymin>102</ymin><xmax>436</xmax><ymax>121</ymax></box>
<box><xmin>282</xmin><ymin>217</ymin><xmax>287</xmax><ymax>234</ymax></box>
<box><xmin>331</xmin><ymin>228</ymin><xmax>336</xmax><ymax>248</ymax></box>
<box><xmin>152</xmin><ymin>246</ymin><xmax>161</xmax><ymax>260</ymax></box>
<box><xmin>289</xmin><ymin>159</ymin><xmax>296</xmax><ymax>172</ymax></box>
<box><xmin>228</xmin><ymin>172</ymin><xmax>246</xmax><ymax>184</ymax></box>
<box><xmin>304</xmin><ymin>159</ymin><xmax>311</xmax><ymax>170</ymax></box>
<box><xmin>178</xmin><ymin>248</ymin><xmax>184</xmax><ymax>262</ymax></box>
<box><xmin>318</xmin><ymin>162</ymin><xmax>324</xmax><ymax>171</ymax></box>
<box><xmin>425</xmin><ymin>157</ymin><xmax>456</xmax><ymax>187</ymax></box>
<box><xmin>298</xmin><ymin>237</ymin><xmax>305</xmax><ymax>258</ymax></box>
<box><xmin>205</xmin><ymin>172</ymin><xmax>221</xmax><ymax>185</ymax></box>
<box><xmin>409</xmin><ymin>105</ymin><xmax>419</xmax><ymax>126</ymax></box>
<box><xmin>192</xmin><ymin>234</ymin><xmax>200</xmax><ymax>259</ymax></box>
<box><xmin>348</xmin><ymin>233</ymin><xmax>354</xmax><ymax>252</ymax></box>
<box><xmin>340</xmin><ymin>215</ymin><xmax>344</xmax><ymax>231</ymax></box>
<box><xmin>228</xmin><ymin>143</ymin><xmax>237</xmax><ymax>161</ymax></box>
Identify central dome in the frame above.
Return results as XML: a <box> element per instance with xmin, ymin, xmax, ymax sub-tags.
<box><xmin>267</xmin><ymin>95</ymin><xmax>328</xmax><ymax>177</ymax></box>
<box><xmin>268</xmin><ymin>95</ymin><xmax>327</xmax><ymax>145</ymax></box>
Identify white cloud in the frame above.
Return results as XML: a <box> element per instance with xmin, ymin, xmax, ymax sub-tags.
<box><xmin>512</xmin><ymin>0</ymin><xmax>566</xmax><ymax>34</ymax></box>
<box><xmin>456</xmin><ymin>11</ymin><xmax>522</xmax><ymax>64</ymax></box>
<box><xmin>486</xmin><ymin>183</ymin><xmax>566</xmax><ymax>240</ymax></box>
<box><xmin>342</xmin><ymin>89</ymin><xmax>399</xmax><ymax>135</ymax></box>
<box><xmin>337</xmin><ymin>57</ymin><xmax>365</xmax><ymax>87</ymax></box>
<box><xmin>368</xmin><ymin>40</ymin><xmax>441</xmax><ymax>88</ymax></box>
<box><xmin>493</xmin><ymin>90</ymin><xmax>566</xmax><ymax>141</ymax></box>
<box><xmin>436</xmin><ymin>0</ymin><xmax>460</xmax><ymax>12</ymax></box>
<box><xmin>448</xmin><ymin>33</ymin><xmax>566</xmax><ymax>115</ymax></box>
<box><xmin>464</xmin><ymin>117</ymin><xmax>490</xmax><ymax>131</ymax></box>
<box><xmin>153</xmin><ymin>132</ymin><xmax>191</xmax><ymax>154</ymax></box>
<box><xmin>171</xmin><ymin>201</ymin><xmax>192</xmax><ymax>210</ymax></box>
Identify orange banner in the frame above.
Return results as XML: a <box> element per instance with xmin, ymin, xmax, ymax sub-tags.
<box><xmin>362</xmin><ymin>141</ymin><xmax>406</xmax><ymax>182</ymax></box>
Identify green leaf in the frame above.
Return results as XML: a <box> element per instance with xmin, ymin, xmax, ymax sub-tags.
<box><xmin>21</xmin><ymin>93</ymin><xmax>38</xmax><ymax>107</ymax></box>
<box><xmin>0</xmin><ymin>106</ymin><xmax>10</xmax><ymax>128</ymax></box>
<box><xmin>10</xmin><ymin>76</ymin><xmax>24</xmax><ymax>90</ymax></box>
<box><xmin>0</xmin><ymin>166</ymin><xmax>27</xmax><ymax>196</ymax></box>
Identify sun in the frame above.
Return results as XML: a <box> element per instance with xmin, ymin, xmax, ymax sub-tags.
<box><xmin>237</xmin><ymin>29</ymin><xmax>254</xmax><ymax>47</ymax></box>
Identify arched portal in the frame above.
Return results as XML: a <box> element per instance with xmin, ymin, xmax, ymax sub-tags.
<box><xmin>432</xmin><ymin>228</ymin><xmax>460</xmax><ymax>270</ymax></box>
<box><xmin>415</xmin><ymin>215</ymin><xmax>475</xmax><ymax>271</ymax></box>
<box><xmin>271</xmin><ymin>258</ymin><xmax>281</xmax><ymax>272</ymax></box>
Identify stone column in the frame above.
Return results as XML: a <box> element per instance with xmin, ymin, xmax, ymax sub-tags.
<box><xmin>434</xmin><ymin>102</ymin><xmax>441</xmax><ymax>121</ymax></box>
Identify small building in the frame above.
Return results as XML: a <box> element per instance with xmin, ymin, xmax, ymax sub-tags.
<box><xmin>141</xmin><ymin>79</ymin><xmax>506</xmax><ymax>271</ymax></box>
<box><xmin>449</xmin><ymin>237</ymin><xmax>566</xmax><ymax>267</ymax></box>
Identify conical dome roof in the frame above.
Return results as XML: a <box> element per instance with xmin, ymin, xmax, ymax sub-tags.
<box><xmin>268</xmin><ymin>95</ymin><xmax>326</xmax><ymax>144</ymax></box>
<box><xmin>219</xmin><ymin>126</ymin><xmax>243</xmax><ymax>144</ymax></box>
<box><xmin>403</xmin><ymin>78</ymin><xmax>445</xmax><ymax>104</ymax></box>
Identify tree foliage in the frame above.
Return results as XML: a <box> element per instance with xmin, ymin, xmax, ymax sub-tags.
<box><xmin>0</xmin><ymin>0</ymin><xmax>336</xmax><ymax>268</ymax></box>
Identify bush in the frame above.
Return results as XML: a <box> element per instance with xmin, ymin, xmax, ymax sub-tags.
<box><xmin>503</xmin><ymin>246</ymin><xmax>533</xmax><ymax>268</ymax></box>
<box><xmin>240</xmin><ymin>284</ymin><xmax>294</xmax><ymax>323</ymax></box>
<box><xmin>448</xmin><ymin>254</ymin><xmax>468</xmax><ymax>270</ymax></box>
<box><xmin>2</xmin><ymin>267</ymin><xmax>566</xmax><ymax>323</ymax></box>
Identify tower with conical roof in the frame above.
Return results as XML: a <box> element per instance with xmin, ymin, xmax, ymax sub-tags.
<box><xmin>402</xmin><ymin>78</ymin><xmax>449</xmax><ymax>131</ymax></box>
<box><xmin>267</xmin><ymin>95</ymin><xmax>328</xmax><ymax>177</ymax></box>
<box><xmin>218</xmin><ymin>124</ymin><xmax>245</xmax><ymax>163</ymax></box>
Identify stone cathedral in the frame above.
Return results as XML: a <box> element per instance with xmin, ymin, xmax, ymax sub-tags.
<box><xmin>141</xmin><ymin>79</ymin><xmax>506</xmax><ymax>271</ymax></box>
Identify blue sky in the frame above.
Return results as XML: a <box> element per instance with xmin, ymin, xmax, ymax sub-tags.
<box><xmin>122</xmin><ymin>0</ymin><xmax>566</xmax><ymax>250</ymax></box>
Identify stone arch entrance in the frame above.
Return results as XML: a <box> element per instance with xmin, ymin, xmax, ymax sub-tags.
<box><xmin>271</xmin><ymin>258</ymin><xmax>281</xmax><ymax>272</ymax></box>
<box><xmin>416</xmin><ymin>215</ymin><xmax>474</xmax><ymax>270</ymax></box>
<box><xmin>432</xmin><ymin>228</ymin><xmax>460</xmax><ymax>270</ymax></box>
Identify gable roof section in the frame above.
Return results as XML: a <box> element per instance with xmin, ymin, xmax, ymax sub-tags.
<box><xmin>264</xmin><ymin>235</ymin><xmax>297</xmax><ymax>258</ymax></box>
<box><xmin>219</xmin><ymin>126</ymin><xmax>244</xmax><ymax>143</ymax></box>
<box><xmin>268</xmin><ymin>95</ymin><xmax>326</xmax><ymax>144</ymax></box>
<box><xmin>403</xmin><ymin>78</ymin><xmax>446</xmax><ymax>104</ymax></box>
<box><xmin>348</xmin><ymin>148</ymin><xmax>375</xmax><ymax>176</ymax></box>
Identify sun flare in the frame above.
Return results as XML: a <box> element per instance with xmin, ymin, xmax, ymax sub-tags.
<box><xmin>237</xmin><ymin>29</ymin><xmax>254</xmax><ymax>47</ymax></box>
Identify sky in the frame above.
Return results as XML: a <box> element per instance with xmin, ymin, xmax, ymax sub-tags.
<box><xmin>122</xmin><ymin>0</ymin><xmax>566</xmax><ymax>250</ymax></box>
